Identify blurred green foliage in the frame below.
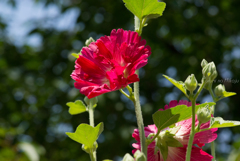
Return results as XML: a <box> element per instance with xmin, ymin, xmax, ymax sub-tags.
<box><xmin>0</xmin><ymin>0</ymin><xmax>240</xmax><ymax>160</ymax></box>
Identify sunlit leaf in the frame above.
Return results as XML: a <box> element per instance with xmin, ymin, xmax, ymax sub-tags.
<box><xmin>153</xmin><ymin>102</ymin><xmax>215</xmax><ymax>131</ymax></box>
<box><xmin>123</xmin><ymin>0</ymin><xmax>166</xmax><ymax>20</ymax></box>
<box><xmin>66</xmin><ymin>100</ymin><xmax>86</xmax><ymax>115</ymax></box>
<box><xmin>163</xmin><ymin>75</ymin><xmax>188</xmax><ymax>98</ymax></box>
<box><xmin>66</xmin><ymin>122</ymin><xmax>104</xmax><ymax>148</ymax></box>
<box><xmin>222</xmin><ymin>91</ymin><xmax>236</xmax><ymax>98</ymax></box>
<box><xmin>71</xmin><ymin>53</ymin><xmax>79</xmax><ymax>58</ymax></box>
<box><xmin>210</xmin><ymin>117</ymin><xmax>240</xmax><ymax>128</ymax></box>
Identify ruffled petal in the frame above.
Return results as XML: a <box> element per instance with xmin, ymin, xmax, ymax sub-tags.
<box><xmin>71</xmin><ymin>29</ymin><xmax>151</xmax><ymax>98</ymax></box>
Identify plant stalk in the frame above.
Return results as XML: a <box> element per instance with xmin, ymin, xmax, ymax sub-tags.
<box><xmin>133</xmin><ymin>70</ymin><xmax>147</xmax><ymax>158</ymax></box>
<box><xmin>208</xmin><ymin>84</ymin><xmax>216</xmax><ymax>161</ymax></box>
<box><xmin>88</xmin><ymin>100</ymin><xmax>97</xmax><ymax>161</ymax></box>
<box><xmin>186</xmin><ymin>82</ymin><xmax>206</xmax><ymax>161</ymax></box>
<box><xmin>89</xmin><ymin>150</ymin><xmax>95</xmax><ymax>161</ymax></box>
<box><xmin>186</xmin><ymin>99</ymin><xmax>196</xmax><ymax>161</ymax></box>
<box><xmin>134</xmin><ymin>16</ymin><xmax>147</xmax><ymax>158</ymax></box>
<box><xmin>89</xmin><ymin>100</ymin><xmax>95</xmax><ymax>127</ymax></box>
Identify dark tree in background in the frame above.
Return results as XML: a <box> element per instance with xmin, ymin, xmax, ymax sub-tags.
<box><xmin>0</xmin><ymin>0</ymin><xmax>240</xmax><ymax>160</ymax></box>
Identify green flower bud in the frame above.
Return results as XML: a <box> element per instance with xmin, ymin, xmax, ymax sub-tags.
<box><xmin>201</xmin><ymin>59</ymin><xmax>208</xmax><ymax>68</ymax></box>
<box><xmin>85</xmin><ymin>37</ymin><xmax>95</xmax><ymax>46</ymax></box>
<box><xmin>214</xmin><ymin>84</ymin><xmax>226</xmax><ymax>97</ymax></box>
<box><xmin>197</xmin><ymin>107</ymin><xmax>211</xmax><ymax>124</ymax></box>
<box><xmin>82</xmin><ymin>142</ymin><xmax>98</xmax><ymax>153</ymax></box>
<box><xmin>134</xmin><ymin>150</ymin><xmax>146</xmax><ymax>161</ymax></box>
<box><xmin>84</xmin><ymin>96</ymin><xmax>98</xmax><ymax>106</ymax></box>
<box><xmin>202</xmin><ymin>62</ymin><xmax>217</xmax><ymax>81</ymax></box>
<box><xmin>185</xmin><ymin>74</ymin><xmax>198</xmax><ymax>92</ymax></box>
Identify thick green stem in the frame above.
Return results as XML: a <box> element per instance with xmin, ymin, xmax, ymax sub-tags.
<box><xmin>211</xmin><ymin>142</ymin><xmax>216</xmax><ymax>161</ymax></box>
<box><xmin>186</xmin><ymin>82</ymin><xmax>206</xmax><ymax>161</ymax></box>
<box><xmin>208</xmin><ymin>84</ymin><xmax>216</xmax><ymax>161</ymax></box>
<box><xmin>133</xmin><ymin>70</ymin><xmax>147</xmax><ymax>158</ymax></box>
<box><xmin>186</xmin><ymin>100</ymin><xmax>196</xmax><ymax>161</ymax></box>
<box><xmin>88</xmin><ymin>100</ymin><xmax>96</xmax><ymax>161</ymax></box>
<box><xmin>133</xmin><ymin>16</ymin><xmax>147</xmax><ymax>158</ymax></box>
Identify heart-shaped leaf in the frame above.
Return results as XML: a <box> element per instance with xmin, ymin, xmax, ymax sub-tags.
<box><xmin>66</xmin><ymin>122</ymin><xmax>103</xmax><ymax>148</ymax></box>
<box><xmin>66</xmin><ymin>100</ymin><xmax>86</xmax><ymax>115</ymax></box>
<box><xmin>123</xmin><ymin>0</ymin><xmax>166</xmax><ymax>20</ymax></box>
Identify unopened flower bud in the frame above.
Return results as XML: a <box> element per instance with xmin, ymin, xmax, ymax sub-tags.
<box><xmin>214</xmin><ymin>84</ymin><xmax>226</xmax><ymax>97</ymax></box>
<box><xmin>197</xmin><ymin>107</ymin><xmax>211</xmax><ymax>124</ymax></box>
<box><xmin>202</xmin><ymin>62</ymin><xmax>217</xmax><ymax>81</ymax></box>
<box><xmin>134</xmin><ymin>150</ymin><xmax>146</xmax><ymax>161</ymax></box>
<box><xmin>85</xmin><ymin>37</ymin><xmax>95</xmax><ymax>46</ymax></box>
<box><xmin>82</xmin><ymin>142</ymin><xmax>98</xmax><ymax>153</ymax></box>
<box><xmin>185</xmin><ymin>74</ymin><xmax>198</xmax><ymax>92</ymax></box>
<box><xmin>84</xmin><ymin>96</ymin><xmax>98</xmax><ymax>106</ymax></box>
<box><xmin>201</xmin><ymin>59</ymin><xmax>208</xmax><ymax>68</ymax></box>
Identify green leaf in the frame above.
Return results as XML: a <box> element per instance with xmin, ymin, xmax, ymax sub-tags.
<box><xmin>152</xmin><ymin>102</ymin><xmax>215</xmax><ymax>131</ymax></box>
<box><xmin>163</xmin><ymin>75</ymin><xmax>188</xmax><ymax>98</ymax></box>
<box><xmin>123</xmin><ymin>0</ymin><xmax>166</xmax><ymax>20</ymax></box>
<box><xmin>103</xmin><ymin>160</ymin><xmax>113</xmax><ymax>161</ymax></box>
<box><xmin>66</xmin><ymin>100</ymin><xmax>86</xmax><ymax>115</ymax></box>
<box><xmin>71</xmin><ymin>53</ymin><xmax>79</xmax><ymax>58</ymax></box>
<box><xmin>210</xmin><ymin>117</ymin><xmax>240</xmax><ymax>128</ymax></box>
<box><xmin>66</xmin><ymin>122</ymin><xmax>104</xmax><ymax>148</ymax></box>
<box><xmin>222</xmin><ymin>91</ymin><xmax>236</xmax><ymax>98</ymax></box>
<box><xmin>164</xmin><ymin>131</ymin><xmax>183</xmax><ymax>148</ymax></box>
<box><xmin>122</xmin><ymin>153</ymin><xmax>134</xmax><ymax>161</ymax></box>
<box><xmin>157</xmin><ymin>142</ymin><xmax>168</xmax><ymax>161</ymax></box>
<box><xmin>153</xmin><ymin>110</ymin><xmax>180</xmax><ymax>132</ymax></box>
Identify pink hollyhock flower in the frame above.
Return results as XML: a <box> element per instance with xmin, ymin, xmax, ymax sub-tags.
<box><xmin>71</xmin><ymin>29</ymin><xmax>151</xmax><ymax>98</ymax></box>
<box><xmin>132</xmin><ymin>100</ymin><xmax>218</xmax><ymax>161</ymax></box>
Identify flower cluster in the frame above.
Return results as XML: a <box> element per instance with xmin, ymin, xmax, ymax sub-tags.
<box><xmin>132</xmin><ymin>100</ymin><xmax>218</xmax><ymax>161</ymax></box>
<box><xmin>71</xmin><ymin>29</ymin><xmax>151</xmax><ymax>98</ymax></box>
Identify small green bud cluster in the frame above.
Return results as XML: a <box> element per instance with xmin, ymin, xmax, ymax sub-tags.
<box><xmin>214</xmin><ymin>84</ymin><xmax>226</xmax><ymax>97</ymax></box>
<box><xmin>197</xmin><ymin>106</ymin><xmax>211</xmax><ymax>124</ymax></box>
<box><xmin>201</xmin><ymin>59</ymin><xmax>218</xmax><ymax>82</ymax></box>
<box><xmin>185</xmin><ymin>74</ymin><xmax>198</xmax><ymax>93</ymax></box>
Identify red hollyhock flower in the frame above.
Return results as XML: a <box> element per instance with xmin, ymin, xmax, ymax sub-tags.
<box><xmin>71</xmin><ymin>29</ymin><xmax>151</xmax><ymax>98</ymax></box>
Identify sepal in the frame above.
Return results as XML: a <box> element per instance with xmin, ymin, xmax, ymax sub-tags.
<box><xmin>84</xmin><ymin>96</ymin><xmax>98</xmax><ymax>108</ymax></box>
